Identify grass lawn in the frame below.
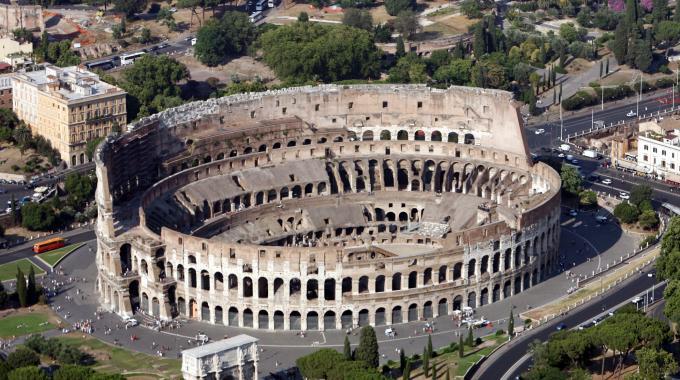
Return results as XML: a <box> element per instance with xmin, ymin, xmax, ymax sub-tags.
<box><xmin>0</xmin><ymin>312</ymin><xmax>54</xmax><ymax>338</ymax></box>
<box><xmin>37</xmin><ymin>243</ymin><xmax>86</xmax><ymax>267</ymax></box>
<box><xmin>0</xmin><ymin>258</ymin><xmax>45</xmax><ymax>282</ymax></box>
<box><xmin>57</xmin><ymin>335</ymin><xmax>182</xmax><ymax>379</ymax></box>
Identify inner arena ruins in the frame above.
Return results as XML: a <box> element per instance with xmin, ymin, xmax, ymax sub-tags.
<box><xmin>94</xmin><ymin>84</ymin><xmax>561</xmax><ymax>331</ymax></box>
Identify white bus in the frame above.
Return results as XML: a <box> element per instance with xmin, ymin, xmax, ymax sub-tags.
<box><xmin>120</xmin><ymin>51</ymin><xmax>146</xmax><ymax>65</ymax></box>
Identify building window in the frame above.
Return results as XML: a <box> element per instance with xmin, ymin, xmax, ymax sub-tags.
<box><xmin>653</xmin><ymin>147</ymin><xmax>657</xmax><ymax>153</ymax></box>
<box><xmin>644</xmin><ymin>145</ymin><xmax>648</xmax><ymax>150</ymax></box>
<box><xmin>662</xmin><ymin>150</ymin><xmax>666</xmax><ymax>156</ymax></box>
<box><xmin>643</xmin><ymin>155</ymin><xmax>648</xmax><ymax>161</ymax></box>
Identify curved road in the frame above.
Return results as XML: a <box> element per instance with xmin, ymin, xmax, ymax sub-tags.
<box><xmin>0</xmin><ymin>229</ymin><xmax>95</xmax><ymax>266</ymax></box>
<box><xmin>473</xmin><ymin>268</ymin><xmax>663</xmax><ymax>380</ymax></box>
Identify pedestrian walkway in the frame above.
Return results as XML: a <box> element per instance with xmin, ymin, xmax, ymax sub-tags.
<box><xmin>538</xmin><ymin>56</ymin><xmax>619</xmax><ymax>108</ymax></box>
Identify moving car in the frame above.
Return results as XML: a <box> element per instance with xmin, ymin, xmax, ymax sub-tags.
<box><xmin>626</xmin><ymin>110</ymin><xmax>637</xmax><ymax>117</ymax></box>
<box><xmin>620</xmin><ymin>192</ymin><xmax>630</xmax><ymax>200</ymax></box>
<box><xmin>556</xmin><ymin>322</ymin><xmax>567</xmax><ymax>331</ymax></box>
<box><xmin>534</xmin><ymin>128</ymin><xmax>545</xmax><ymax>135</ymax></box>
<box><xmin>595</xmin><ymin>215</ymin><xmax>608</xmax><ymax>223</ymax></box>
<box><xmin>569</xmin><ymin>209</ymin><xmax>578</xmax><ymax>217</ymax></box>
<box><xmin>601</xmin><ymin>178</ymin><xmax>612</xmax><ymax>185</ymax></box>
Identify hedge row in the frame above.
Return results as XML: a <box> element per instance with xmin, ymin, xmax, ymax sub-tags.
<box><xmin>562</xmin><ymin>77</ymin><xmax>676</xmax><ymax>111</ymax></box>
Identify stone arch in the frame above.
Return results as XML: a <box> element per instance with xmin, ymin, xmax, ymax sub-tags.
<box><xmin>480</xmin><ymin>287</ymin><xmax>489</xmax><ymax>306</ymax></box>
<box><xmin>362</xmin><ymin>130</ymin><xmax>374</xmax><ymax>141</ymax></box>
<box><xmin>408</xmin><ymin>303</ymin><xmax>418</xmax><ymax>321</ymax></box>
<box><xmin>324</xmin><ymin>278</ymin><xmax>335</xmax><ymax>300</ymax></box>
<box><xmin>258</xmin><ymin>310</ymin><xmax>269</xmax><ymax>329</ymax></box>
<box><xmin>375</xmin><ymin>275</ymin><xmax>385</xmax><ymax>292</ymax></box>
<box><xmin>358</xmin><ymin>276</ymin><xmax>369</xmax><ymax>293</ymax></box>
<box><xmin>438</xmin><ymin>298</ymin><xmax>448</xmax><ymax>316</ymax></box>
<box><xmin>324</xmin><ymin>311</ymin><xmax>336</xmax><ymax>330</ymax></box>
<box><xmin>423</xmin><ymin>301</ymin><xmax>433</xmax><ymax>319</ymax></box>
<box><xmin>467</xmin><ymin>292</ymin><xmax>477</xmax><ymax>308</ymax></box>
<box><xmin>243</xmin><ymin>308</ymin><xmax>254</xmax><ymax>328</ymax></box>
<box><xmin>464</xmin><ymin>133</ymin><xmax>475</xmax><ymax>145</ymax></box>
<box><xmin>392</xmin><ymin>306</ymin><xmax>403</xmax><ymax>324</ymax></box>
<box><xmin>307</xmin><ymin>279</ymin><xmax>318</xmax><ymax>300</ymax></box>
<box><xmin>243</xmin><ymin>276</ymin><xmax>253</xmax><ymax>297</ymax></box>
<box><xmin>341</xmin><ymin>310</ymin><xmax>353</xmax><ymax>329</ymax></box>
<box><xmin>448</xmin><ymin>132</ymin><xmax>459</xmax><ymax>143</ymax></box>
<box><xmin>453</xmin><ymin>295</ymin><xmax>463</xmax><ymax>310</ymax></box>
<box><xmin>392</xmin><ymin>273</ymin><xmax>401</xmax><ymax>291</ymax></box>
<box><xmin>408</xmin><ymin>271</ymin><xmax>417</xmax><ymax>289</ymax></box>
<box><xmin>397</xmin><ymin>130</ymin><xmax>408</xmax><ymax>140</ymax></box>
<box><xmin>358</xmin><ymin>309</ymin><xmax>369</xmax><ymax>326</ymax></box>
<box><xmin>214</xmin><ymin>306</ymin><xmax>223</xmax><ymax>324</ymax></box>
<box><xmin>201</xmin><ymin>301</ymin><xmax>210</xmax><ymax>321</ymax></box>
<box><xmin>380</xmin><ymin>130</ymin><xmax>391</xmax><ymax>140</ymax></box>
<box><xmin>258</xmin><ymin>277</ymin><xmax>269</xmax><ymax>298</ymax></box>
<box><xmin>274</xmin><ymin>311</ymin><xmax>284</xmax><ymax>330</ymax></box>
<box><xmin>431</xmin><ymin>131</ymin><xmax>442</xmax><ymax>141</ymax></box>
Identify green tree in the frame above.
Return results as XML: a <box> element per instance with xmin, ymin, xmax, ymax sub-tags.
<box><xmin>578</xmin><ymin>190</ymin><xmax>597</xmax><ymax>207</ymax></box>
<box><xmin>636</xmin><ymin>347</ymin><xmax>678</xmax><ymax>379</ymax></box>
<box><xmin>114</xmin><ymin>0</ymin><xmax>148</xmax><ymax>17</ymax></box>
<box><xmin>433</xmin><ymin>59</ymin><xmax>472</xmax><ymax>85</ymax></box>
<box><xmin>194</xmin><ymin>11</ymin><xmax>256</xmax><ymax>67</ymax></box>
<box><xmin>85</xmin><ymin>137</ymin><xmax>105</xmax><ymax>162</ymax></box>
<box><xmin>139</xmin><ymin>27</ymin><xmax>152</xmax><ymax>44</ymax></box>
<box><xmin>652</xmin><ymin>0</ymin><xmax>669</xmax><ymax>22</ymax></box>
<box><xmin>65</xmin><ymin>173</ymin><xmax>95</xmax><ymax>211</ymax></box>
<box><xmin>15</xmin><ymin>268</ymin><xmax>26</xmax><ymax>307</ymax></box>
<box><xmin>625</xmin><ymin>0</ymin><xmax>639</xmax><ymax>26</ymax></box>
<box><xmin>388</xmin><ymin>54</ymin><xmax>427</xmax><ymax>83</ymax></box>
<box><xmin>427</xmin><ymin>334</ymin><xmax>433</xmax><ymax>359</ymax></box>
<box><xmin>630</xmin><ymin>184</ymin><xmax>653</xmax><ymax>207</ymax></box>
<box><xmin>296</xmin><ymin>349</ymin><xmax>346</xmax><ymax>379</ymax></box>
<box><xmin>395</xmin><ymin>36</ymin><xmax>405</xmax><ymax>58</ymax></box>
<box><xmin>634</xmin><ymin>32</ymin><xmax>653</xmax><ymax>72</ymax></box>
<box><xmin>258</xmin><ymin>22</ymin><xmax>380</xmax><ymax>83</ymax></box>
<box><xmin>384</xmin><ymin>0</ymin><xmax>414</xmax><ymax>16</ymax></box>
<box><xmin>344</xmin><ymin>335</ymin><xmax>352</xmax><ymax>360</ymax></box>
<box><xmin>613</xmin><ymin>202</ymin><xmax>640</xmax><ymax>224</ymax></box>
<box><xmin>394</xmin><ymin>10</ymin><xmax>419</xmax><ymax>39</ymax></box>
<box><xmin>121</xmin><ymin>55</ymin><xmax>189</xmax><ymax>119</ymax></box>
<box><xmin>458</xmin><ymin>335</ymin><xmax>464</xmax><ymax>357</ymax></box>
<box><xmin>402</xmin><ymin>359</ymin><xmax>411</xmax><ymax>380</ymax></box>
<box><xmin>431</xmin><ymin>360</ymin><xmax>437</xmax><ymax>380</ymax></box>
<box><xmin>298</xmin><ymin>11</ymin><xmax>309</xmax><ymax>22</ymax></box>
<box><xmin>13</xmin><ymin>124</ymin><xmax>31</xmax><ymax>155</ymax></box>
<box><xmin>638</xmin><ymin>209</ymin><xmax>659</xmax><ymax>230</ymax></box>
<box><xmin>7</xmin><ymin>347</ymin><xmax>39</xmax><ymax>369</ymax></box>
<box><xmin>663</xmin><ymin>280</ymin><xmax>680</xmax><ymax>323</ymax></box>
<box><xmin>21</xmin><ymin>202</ymin><xmax>57</xmax><ymax>231</ymax></box>
<box><xmin>342</xmin><ymin>8</ymin><xmax>373</xmax><ymax>31</ymax></box>
<box><xmin>7</xmin><ymin>366</ymin><xmax>47</xmax><ymax>380</ymax></box>
<box><xmin>460</xmin><ymin>0</ymin><xmax>482</xmax><ymax>18</ymax></box>
<box><xmin>609</xmin><ymin>21</ymin><xmax>629</xmax><ymax>63</ymax></box>
<box><xmin>355</xmin><ymin>326</ymin><xmax>379</xmax><ymax>368</ymax></box>
<box><xmin>472</xmin><ymin>22</ymin><xmax>486</xmax><ymax>58</ymax></box>
<box><xmin>422</xmin><ymin>346</ymin><xmax>430</xmax><ymax>377</ymax></box>
<box><xmin>560</xmin><ymin>164</ymin><xmax>582</xmax><ymax>195</ymax></box>
<box><xmin>559</xmin><ymin>22</ymin><xmax>580</xmax><ymax>43</ymax></box>
<box><xmin>53</xmin><ymin>365</ymin><xmax>94</xmax><ymax>380</ymax></box>
<box><xmin>27</xmin><ymin>265</ymin><xmax>36</xmax><ymax>305</ymax></box>
<box><xmin>466</xmin><ymin>327</ymin><xmax>474</xmax><ymax>346</ymax></box>
<box><xmin>399</xmin><ymin>348</ymin><xmax>406</xmax><ymax>371</ymax></box>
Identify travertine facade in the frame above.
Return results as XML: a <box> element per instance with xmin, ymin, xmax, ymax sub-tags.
<box><xmin>12</xmin><ymin>65</ymin><xmax>126</xmax><ymax>166</ymax></box>
<box><xmin>94</xmin><ymin>85</ymin><xmax>561</xmax><ymax>331</ymax></box>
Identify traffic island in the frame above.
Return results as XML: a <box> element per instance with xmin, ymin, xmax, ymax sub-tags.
<box><xmin>0</xmin><ymin>258</ymin><xmax>44</xmax><ymax>282</ymax></box>
<box><xmin>521</xmin><ymin>246</ymin><xmax>659</xmax><ymax>324</ymax></box>
<box><xmin>35</xmin><ymin>242</ymin><xmax>86</xmax><ymax>268</ymax></box>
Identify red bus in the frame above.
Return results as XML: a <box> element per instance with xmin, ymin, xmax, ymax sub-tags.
<box><xmin>33</xmin><ymin>237</ymin><xmax>65</xmax><ymax>254</ymax></box>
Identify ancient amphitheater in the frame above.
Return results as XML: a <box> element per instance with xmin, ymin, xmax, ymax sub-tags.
<box><xmin>94</xmin><ymin>84</ymin><xmax>561</xmax><ymax>331</ymax></box>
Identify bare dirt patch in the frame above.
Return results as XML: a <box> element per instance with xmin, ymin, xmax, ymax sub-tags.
<box><xmin>565</xmin><ymin>58</ymin><xmax>594</xmax><ymax>75</ymax></box>
<box><xmin>426</xmin><ymin>13</ymin><xmax>476</xmax><ymax>35</ymax></box>
<box><xmin>0</xmin><ymin>142</ymin><xmax>52</xmax><ymax>176</ymax></box>
<box><xmin>176</xmin><ymin>55</ymin><xmax>277</xmax><ymax>85</ymax></box>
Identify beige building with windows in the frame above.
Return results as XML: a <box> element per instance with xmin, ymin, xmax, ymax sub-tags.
<box><xmin>12</xmin><ymin>65</ymin><xmax>126</xmax><ymax>166</ymax></box>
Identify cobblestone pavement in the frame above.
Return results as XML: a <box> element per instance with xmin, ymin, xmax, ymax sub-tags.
<box><xmin>8</xmin><ymin>211</ymin><xmax>641</xmax><ymax>378</ymax></box>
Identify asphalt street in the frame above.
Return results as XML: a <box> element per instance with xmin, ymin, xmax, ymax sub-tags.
<box><xmin>0</xmin><ymin>229</ymin><xmax>94</xmax><ymax>265</ymax></box>
<box><xmin>474</xmin><ymin>270</ymin><xmax>663</xmax><ymax>380</ymax></box>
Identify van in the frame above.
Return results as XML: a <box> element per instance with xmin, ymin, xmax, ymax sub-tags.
<box><xmin>249</xmin><ymin>11</ymin><xmax>264</xmax><ymax>23</ymax></box>
<box><xmin>560</xmin><ymin>144</ymin><xmax>570</xmax><ymax>152</ymax></box>
<box><xmin>268</xmin><ymin>0</ymin><xmax>276</xmax><ymax>7</ymax></box>
<box><xmin>583</xmin><ymin>149</ymin><xmax>597</xmax><ymax>158</ymax></box>
<box><xmin>255</xmin><ymin>0</ymin><xmax>266</xmax><ymax>11</ymax></box>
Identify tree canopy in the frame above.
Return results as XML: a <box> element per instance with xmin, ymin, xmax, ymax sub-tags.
<box><xmin>121</xmin><ymin>55</ymin><xmax>189</xmax><ymax>119</ymax></box>
<box><xmin>258</xmin><ymin>22</ymin><xmax>381</xmax><ymax>83</ymax></box>
<box><xmin>194</xmin><ymin>11</ymin><xmax>257</xmax><ymax>67</ymax></box>
<box><xmin>560</xmin><ymin>165</ymin><xmax>582</xmax><ymax>195</ymax></box>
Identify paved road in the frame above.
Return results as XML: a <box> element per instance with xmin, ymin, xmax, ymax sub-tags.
<box><xmin>0</xmin><ymin>229</ymin><xmax>95</xmax><ymax>266</ymax></box>
<box><xmin>473</xmin><ymin>269</ymin><xmax>663</xmax><ymax>380</ymax></box>
<box><xmin>526</xmin><ymin>88</ymin><xmax>677</xmax><ymax>150</ymax></box>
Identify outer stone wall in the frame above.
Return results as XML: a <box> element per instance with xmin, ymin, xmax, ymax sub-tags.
<box><xmin>93</xmin><ymin>85</ymin><xmax>561</xmax><ymax>331</ymax></box>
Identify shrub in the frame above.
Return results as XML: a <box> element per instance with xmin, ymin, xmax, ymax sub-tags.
<box><xmin>614</xmin><ymin>202</ymin><xmax>640</xmax><ymax>224</ymax></box>
<box><xmin>639</xmin><ymin>234</ymin><xmax>656</xmax><ymax>248</ymax></box>
<box><xmin>495</xmin><ymin>329</ymin><xmax>506</xmax><ymax>336</ymax></box>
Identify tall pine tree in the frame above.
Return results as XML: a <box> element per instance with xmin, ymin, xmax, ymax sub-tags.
<box><xmin>466</xmin><ymin>327</ymin><xmax>474</xmax><ymax>346</ymax></box>
<box><xmin>16</xmin><ymin>268</ymin><xmax>27</xmax><ymax>307</ymax></box>
<box><xmin>422</xmin><ymin>346</ymin><xmax>430</xmax><ymax>377</ymax></box>
<box><xmin>652</xmin><ymin>0</ymin><xmax>668</xmax><ymax>22</ymax></box>
<box><xmin>635</xmin><ymin>30</ymin><xmax>653</xmax><ymax>72</ymax></box>
<box><xmin>343</xmin><ymin>335</ymin><xmax>352</xmax><ymax>360</ymax></box>
<box><xmin>508</xmin><ymin>308</ymin><xmax>515</xmax><ymax>337</ymax></box>
<box><xmin>427</xmin><ymin>335</ymin><xmax>433</xmax><ymax>358</ymax></box>
<box><xmin>355</xmin><ymin>326</ymin><xmax>379</xmax><ymax>368</ymax></box>
<box><xmin>399</xmin><ymin>348</ymin><xmax>406</xmax><ymax>371</ymax></box>
<box><xmin>473</xmin><ymin>21</ymin><xmax>486</xmax><ymax>58</ymax></box>
<box><xmin>458</xmin><ymin>335</ymin><xmax>464</xmax><ymax>357</ymax></box>
<box><xmin>402</xmin><ymin>359</ymin><xmax>411</xmax><ymax>380</ymax></box>
<box><xmin>609</xmin><ymin>21</ymin><xmax>629</xmax><ymax>63</ymax></box>
<box><xmin>27</xmin><ymin>266</ymin><xmax>36</xmax><ymax>305</ymax></box>
<box><xmin>625</xmin><ymin>0</ymin><xmax>639</xmax><ymax>27</ymax></box>
<box><xmin>431</xmin><ymin>360</ymin><xmax>438</xmax><ymax>380</ymax></box>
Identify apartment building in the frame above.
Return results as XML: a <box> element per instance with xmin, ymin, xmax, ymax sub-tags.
<box><xmin>12</xmin><ymin>65</ymin><xmax>126</xmax><ymax>166</ymax></box>
<box><xmin>637</xmin><ymin>118</ymin><xmax>680</xmax><ymax>183</ymax></box>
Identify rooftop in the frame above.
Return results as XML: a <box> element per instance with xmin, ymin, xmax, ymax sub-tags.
<box><xmin>639</xmin><ymin>129</ymin><xmax>680</xmax><ymax>147</ymax></box>
<box><xmin>14</xmin><ymin>65</ymin><xmax>124</xmax><ymax>102</ymax></box>
<box><xmin>181</xmin><ymin>335</ymin><xmax>258</xmax><ymax>359</ymax></box>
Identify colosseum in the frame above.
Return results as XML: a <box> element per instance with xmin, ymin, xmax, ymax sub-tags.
<box><xmin>94</xmin><ymin>84</ymin><xmax>561</xmax><ymax>331</ymax></box>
